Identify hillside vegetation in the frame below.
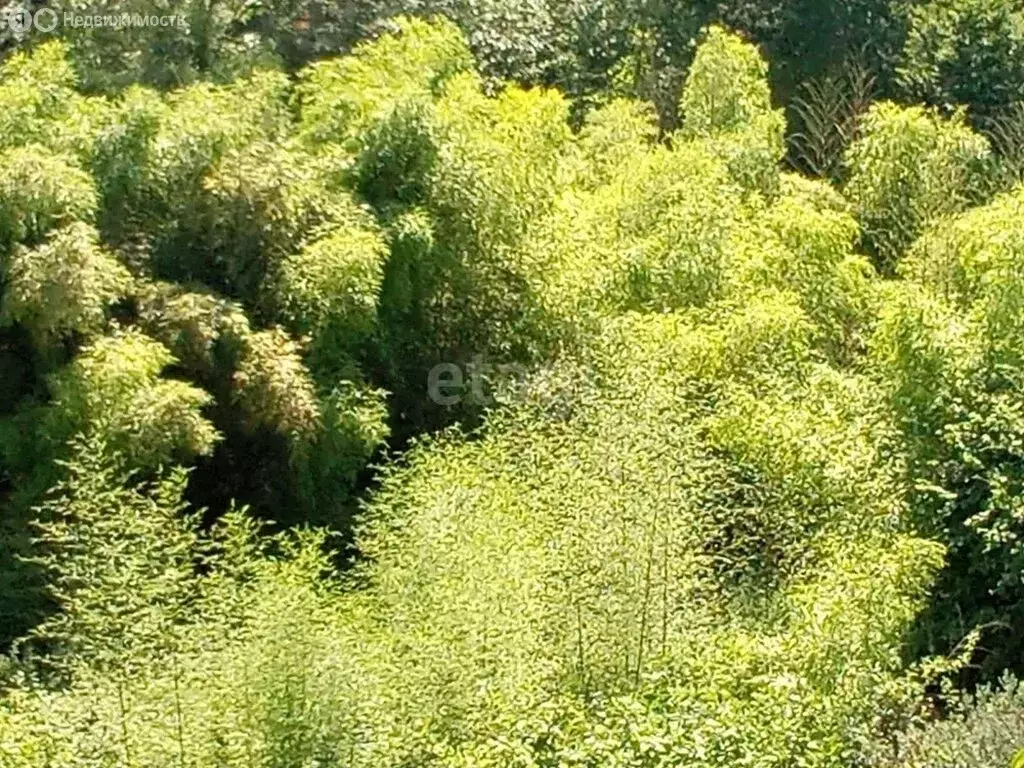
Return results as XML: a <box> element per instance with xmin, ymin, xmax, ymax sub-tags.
<box><xmin>1</xmin><ymin>10</ymin><xmax>1024</xmax><ymax>768</ymax></box>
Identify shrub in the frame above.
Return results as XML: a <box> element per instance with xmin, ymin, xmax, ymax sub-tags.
<box><xmin>680</xmin><ymin>26</ymin><xmax>775</xmax><ymax>136</ymax></box>
<box><xmin>523</xmin><ymin>140</ymin><xmax>745</xmax><ymax>351</ymax></box>
<box><xmin>44</xmin><ymin>330</ymin><xmax>220</xmax><ymax>471</ymax></box>
<box><xmin>0</xmin><ymin>146</ymin><xmax>98</xmax><ymax>254</ymax></box>
<box><xmin>0</xmin><ymin>299</ymin><xmax>945</xmax><ymax>767</ymax></box>
<box><xmin>1</xmin><ymin>223</ymin><xmax>130</xmax><ymax>347</ymax></box>
<box><xmin>47</xmin><ymin>0</ymin><xmax>285</xmax><ymax>92</ymax></box>
<box><xmin>88</xmin><ymin>86</ymin><xmax>170</xmax><ymax>243</ymax></box>
<box><xmin>295</xmin><ymin>15</ymin><xmax>473</xmax><ymax>149</ymax></box>
<box><xmin>898</xmin><ymin>0</ymin><xmax>1024</xmax><ymax>120</ymax></box>
<box><xmin>335</xmin><ymin>303</ymin><xmax>938</xmax><ymax>766</ymax></box>
<box><xmin>571</xmin><ymin>97</ymin><xmax>659</xmax><ymax>189</ymax></box>
<box><xmin>194</xmin><ymin>141</ymin><xmax>361</xmax><ymax>302</ymax></box>
<box><xmin>26</xmin><ymin>437</ymin><xmax>200</xmax><ymax>674</ymax></box>
<box><xmin>872</xmin><ymin>190</ymin><xmax>1024</xmax><ymax>679</ymax></box>
<box><xmin>739</xmin><ymin>175</ymin><xmax>876</xmax><ymax>361</ymax></box>
<box><xmin>900</xmin><ymin>186</ymin><xmax>1024</xmax><ymax>368</ymax></box>
<box><xmin>678</xmin><ymin>26</ymin><xmax>786</xmax><ymax>198</ymax></box>
<box><xmin>276</xmin><ymin>217</ymin><xmax>388</xmax><ymax>377</ymax></box>
<box><xmin>231</xmin><ymin>328</ymin><xmax>321</xmax><ymax>441</ymax></box>
<box><xmin>134</xmin><ymin>281</ymin><xmax>251</xmax><ymax>380</ymax></box>
<box><xmin>843</xmin><ymin>102</ymin><xmax>992</xmax><ymax>272</ymax></box>
<box><xmin>0</xmin><ymin>41</ymin><xmax>84</xmax><ymax>153</ymax></box>
<box><xmin>361</xmin><ymin>69</ymin><xmax>574</xmax><ymax>427</ymax></box>
<box><xmin>101</xmin><ymin>72</ymin><xmax>292</xmax><ymax>275</ymax></box>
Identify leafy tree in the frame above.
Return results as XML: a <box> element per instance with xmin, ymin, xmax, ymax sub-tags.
<box><xmin>678</xmin><ymin>25</ymin><xmax>786</xmax><ymax>197</ymax></box>
<box><xmin>43</xmin><ymin>0</ymin><xmax>282</xmax><ymax>92</ymax></box>
<box><xmin>231</xmin><ymin>328</ymin><xmax>321</xmax><ymax>441</ymax></box>
<box><xmin>295</xmin><ymin>15</ymin><xmax>473</xmax><ymax>149</ymax></box>
<box><xmin>843</xmin><ymin>102</ymin><xmax>992</xmax><ymax>272</ymax></box>
<box><xmin>6</xmin><ymin>14</ymin><xmax>1024</xmax><ymax>768</ymax></box>
<box><xmin>133</xmin><ymin>280</ymin><xmax>251</xmax><ymax>380</ymax></box>
<box><xmin>873</xmin><ymin>188</ymin><xmax>1024</xmax><ymax>680</ymax></box>
<box><xmin>1</xmin><ymin>223</ymin><xmax>130</xmax><ymax>347</ymax></box>
<box><xmin>276</xmin><ymin>218</ymin><xmax>388</xmax><ymax>376</ymax></box>
<box><xmin>898</xmin><ymin>0</ymin><xmax>1024</xmax><ymax>120</ymax></box>
<box><xmin>42</xmin><ymin>330</ymin><xmax>220</xmax><ymax>471</ymax></box>
<box><xmin>0</xmin><ymin>146</ymin><xmax>98</xmax><ymax>254</ymax></box>
<box><xmin>26</xmin><ymin>436</ymin><xmax>199</xmax><ymax>674</ymax></box>
<box><xmin>0</xmin><ymin>41</ymin><xmax>89</xmax><ymax>154</ymax></box>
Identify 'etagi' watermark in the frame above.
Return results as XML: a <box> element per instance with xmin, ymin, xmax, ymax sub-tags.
<box><xmin>428</xmin><ymin>356</ymin><xmax>529</xmax><ymax>407</ymax></box>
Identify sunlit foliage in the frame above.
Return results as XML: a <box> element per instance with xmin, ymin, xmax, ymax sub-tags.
<box><xmin>2</xmin><ymin>223</ymin><xmax>130</xmax><ymax>346</ymax></box>
<box><xmin>0</xmin><ymin>15</ymin><xmax>1022</xmax><ymax>768</ymax></box>
<box><xmin>843</xmin><ymin>102</ymin><xmax>992</xmax><ymax>271</ymax></box>
<box><xmin>44</xmin><ymin>330</ymin><xmax>220</xmax><ymax>470</ymax></box>
<box><xmin>296</xmin><ymin>15</ymin><xmax>473</xmax><ymax>148</ymax></box>
<box><xmin>678</xmin><ymin>25</ymin><xmax>786</xmax><ymax>197</ymax></box>
<box><xmin>872</xmin><ymin>187</ymin><xmax>1024</xmax><ymax>679</ymax></box>
<box><xmin>0</xmin><ymin>146</ymin><xmax>98</xmax><ymax>253</ymax></box>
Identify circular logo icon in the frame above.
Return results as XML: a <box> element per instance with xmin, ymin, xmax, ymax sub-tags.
<box><xmin>6</xmin><ymin>5</ymin><xmax>33</xmax><ymax>34</ymax></box>
<box><xmin>33</xmin><ymin>7</ymin><xmax>57</xmax><ymax>32</ymax></box>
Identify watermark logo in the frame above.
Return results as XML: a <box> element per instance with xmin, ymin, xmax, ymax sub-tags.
<box><xmin>1</xmin><ymin>6</ymin><xmax>58</xmax><ymax>34</ymax></box>
<box><xmin>428</xmin><ymin>356</ymin><xmax>529</xmax><ymax>407</ymax></box>
<box><xmin>1</xmin><ymin>4</ymin><xmax>186</xmax><ymax>35</ymax></box>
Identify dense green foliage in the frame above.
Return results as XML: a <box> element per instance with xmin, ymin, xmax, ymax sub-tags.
<box><xmin>0</xmin><ymin>10</ymin><xmax>1023</xmax><ymax>768</ymax></box>
<box><xmin>843</xmin><ymin>101</ymin><xmax>992</xmax><ymax>272</ymax></box>
<box><xmin>898</xmin><ymin>0</ymin><xmax>1024</xmax><ymax>120</ymax></box>
<box><xmin>872</xmin><ymin>676</ymin><xmax>1024</xmax><ymax>767</ymax></box>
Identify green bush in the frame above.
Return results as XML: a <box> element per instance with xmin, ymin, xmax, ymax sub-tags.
<box><xmin>133</xmin><ymin>280</ymin><xmax>251</xmax><ymax>380</ymax></box>
<box><xmin>570</xmin><ymin>97</ymin><xmax>659</xmax><ymax>189</ymax></box>
<box><xmin>843</xmin><ymin>102</ymin><xmax>992</xmax><ymax>271</ymax></box>
<box><xmin>678</xmin><ymin>26</ymin><xmax>786</xmax><ymax>198</ymax></box>
<box><xmin>872</xmin><ymin>676</ymin><xmax>1024</xmax><ymax>768</ymax></box>
<box><xmin>102</xmin><ymin>72</ymin><xmax>292</xmax><ymax>279</ymax></box>
<box><xmin>1</xmin><ymin>223</ymin><xmax>130</xmax><ymax>347</ymax></box>
<box><xmin>231</xmin><ymin>328</ymin><xmax>321</xmax><ymax>441</ymax></box>
<box><xmin>43</xmin><ymin>330</ymin><xmax>220</xmax><ymax>471</ymax></box>
<box><xmin>295</xmin><ymin>15</ymin><xmax>473</xmax><ymax>149</ymax></box>
<box><xmin>0</xmin><ymin>41</ymin><xmax>97</xmax><ymax>155</ymax></box>
<box><xmin>872</xmin><ymin>189</ymin><xmax>1024</xmax><ymax>679</ymax></box>
<box><xmin>25</xmin><ymin>437</ymin><xmax>200</xmax><ymax>674</ymax></box>
<box><xmin>899</xmin><ymin>0</ymin><xmax>1024</xmax><ymax>119</ymax></box>
<box><xmin>45</xmin><ymin>0</ymin><xmax>283</xmax><ymax>92</ymax></box>
<box><xmin>0</xmin><ymin>299</ymin><xmax>946</xmax><ymax>767</ymax></box>
<box><xmin>0</xmin><ymin>146</ymin><xmax>98</xmax><ymax>254</ymax></box>
<box><xmin>277</xmin><ymin>219</ymin><xmax>387</xmax><ymax>376</ymax></box>
<box><xmin>7</xmin><ymin>12</ymin><xmax>1024</xmax><ymax>768</ymax></box>
<box><xmin>194</xmin><ymin>141</ymin><xmax>359</xmax><ymax>302</ymax></box>
<box><xmin>736</xmin><ymin>175</ymin><xmax>876</xmax><ymax>362</ymax></box>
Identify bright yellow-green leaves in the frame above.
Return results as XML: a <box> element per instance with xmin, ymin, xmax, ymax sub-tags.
<box><xmin>1</xmin><ymin>223</ymin><xmax>130</xmax><ymax>345</ymax></box>
<box><xmin>902</xmin><ymin>186</ymin><xmax>1024</xmax><ymax>369</ymax></box>
<box><xmin>296</xmin><ymin>15</ymin><xmax>474</xmax><ymax>148</ymax></box>
<box><xmin>679</xmin><ymin>26</ymin><xmax>786</xmax><ymax>198</ymax></box>
<box><xmin>680</xmin><ymin>27</ymin><xmax>774</xmax><ymax>137</ymax></box>
<box><xmin>277</xmin><ymin>219</ymin><xmax>387</xmax><ymax>357</ymax></box>
<box><xmin>46</xmin><ymin>331</ymin><xmax>219</xmax><ymax>469</ymax></box>
<box><xmin>1</xmin><ymin>16</ymin><xmax>1017</xmax><ymax>768</ymax></box>
<box><xmin>573</xmin><ymin>98</ymin><xmax>659</xmax><ymax>188</ymax></box>
<box><xmin>0</xmin><ymin>41</ymin><xmax>93</xmax><ymax>155</ymax></box>
<box><xmin>0</xmin><ymin>146</ymin><xmax>98</xmax><ymax>253</ymax></box>
<box><xmin>843</xmin><ymin>102</ymin><xmax>992</xmax><ymax>272</ymax></box>
<box><xmin>344</xmin><ymin>299</ymin><xmax>935</xmax><ymax>766</ymax></box>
